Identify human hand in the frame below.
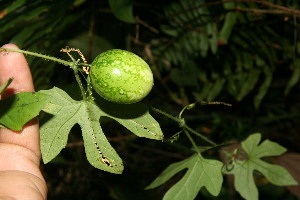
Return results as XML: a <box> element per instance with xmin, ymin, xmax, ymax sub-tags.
<box><xmin>0</xmin><ymin>44</ymin><xmax>47</xmax><ymax>200</ymax></box>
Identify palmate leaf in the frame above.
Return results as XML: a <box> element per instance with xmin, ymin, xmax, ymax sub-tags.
<box><xmin>146</xmin><ymin>153</ymin><xmax>223</xmax><ymax>200</ymax></box>
<box><xmin>225</xmin><ymin>133</ymin><xmax>298</xmax><ymax>200</ymax></box>
<box><xmin>40</xmin><ymin>88</ymin><xmax>123</xmax><ymax>173</ymax></box>
<box><xmin>40</xmin><ymin>87</ymin><xmax>163</xmax><ymax>174</ymax></box>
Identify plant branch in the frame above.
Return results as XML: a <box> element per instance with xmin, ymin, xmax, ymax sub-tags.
<box><xmin>0</xmin><ymin>48</ymin><xmax>73</xmax><ymax>66</ymax></box>
<box><xmin>208</xmin><ymin>0</ymin><xmax>300</xmax><ymax>16</ymax></box>
<box><xmin>151</xmin><ymin>105</ymin><xmax>217</xmax><ymax>146</ymax></box>
<box><xmin>151</xmin><ymin>106</ymin><xmax>182</xmax><ymax>123</ymax></box>
<box><xmin>185</xmin><ymin>125</ymin><xmax>217</xmax><ymax>146</ymax></box>
<box><xmin>73</xmin><ymin>66</ymin><xmax>87</xmax><ymax>100</ymax></box>
<box><xmin>235</xmin><ymin>7</ymin><xmax>299</xmax><ymax>15</ymax></box>
<box><xmin>168</xmin><ymin>0</ymin><xmax>300</xmax><ymax>17</ymax></box>
<box><xmin>184</xmin><ymin>129</ymin><xmax>201</xmax><ymax>155</ymax></box>
<box><xmin>0</xmin><ymin>47</ymin><xmax>90</xmax><ymax>100</ymax></box>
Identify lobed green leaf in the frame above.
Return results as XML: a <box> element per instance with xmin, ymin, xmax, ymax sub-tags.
<box><xmin>225</xmin><ymin>133</ymin><xmax>298</xmax><ymax>200</ymax></box>
<box><xmin>39</xmin><ymin>87</ymin><xmax>163</xmax><ymax>174</ymax></box>
<box><xmin>40</xmin><ymin>87</ymin><xmax>124</xmax><ymax>174</ymax></box>
<box><xmin>146</xmin><ymin>154</ymin><xmax>223</xmax><ymax>200</ymax></box>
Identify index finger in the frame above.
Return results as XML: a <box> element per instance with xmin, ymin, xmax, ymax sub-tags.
<box><xmin>0</xmin><ymin>44</ymin><xmax>41</xmax><ymax>158</ymax></box>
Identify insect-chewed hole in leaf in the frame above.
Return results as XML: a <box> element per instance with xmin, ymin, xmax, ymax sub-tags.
<box><xmin>90</xmin><ymin>126</ymin><xmax>119</xmax><ymax>168</ymax></box>
<box><xmin>90</xmin><ymin>128</ymin><xmax>108</xmax><ymax>165</ymax></box>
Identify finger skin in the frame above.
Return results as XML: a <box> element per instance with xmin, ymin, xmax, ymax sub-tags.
<box><xmin>0</xmin><ymin>44</ymin><xmax>47</xmax><ymax>199</ymax></box>
<box><xmin>0</xmin><ymin>43</ymin><xmax>41</xmax><ymax>158</ymax></box>
<box><xmin>0</xmin><ymin>171</ymin><xmax>47</xmax><ymax>200</ymax></box>
<box><xmin>0</xmin><ymin>44</ymin><xmax>35</xmax><ymax>98</ymax></box>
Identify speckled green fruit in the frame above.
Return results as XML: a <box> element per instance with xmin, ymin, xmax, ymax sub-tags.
<box><xmin>90</xmin><ymin>49</ymin><xmax>154</xmax><ymax>104</ymax></box>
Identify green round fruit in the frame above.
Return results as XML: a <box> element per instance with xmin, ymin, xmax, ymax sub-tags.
<box><xmin>90</xmin><ymin>49</ymin><xmax>154</xmax><ymax>104</ymax></box>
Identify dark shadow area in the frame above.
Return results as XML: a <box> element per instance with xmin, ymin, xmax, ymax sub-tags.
<box><xmin>0</xmin><ymin>92</ymin><xmax>17</xmax><ymax>128</ymax></box>
<box><xmin>0</xmin><ymin>89</ymin><xmax>15</xmax><ymax>116</ymax></box>
<box><xmin>95</xmin><ymin>94</ymin><xmax>149</xmax><ymax>119</ymax></box>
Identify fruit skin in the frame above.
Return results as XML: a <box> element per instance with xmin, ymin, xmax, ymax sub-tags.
<box><xmin>90</xmin><ymin>49</ymin><xmax>154</xmax><ymax>104</ymax></box>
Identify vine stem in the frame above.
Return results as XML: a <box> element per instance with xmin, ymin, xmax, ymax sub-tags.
<box><xmin>179</xmin><ymin>103</ymin><xmax>217</xmax><ymax>146</ymax></box>
<box><xmin>151</xmin><ymin>106</ymin><xmax>217</xmax><ymax>147</ymax></box>
<box><xmin>0</xmin><ymin>48</ymin><xmax>73</xmax><ymax>66</ymax></box>
<box><xmin>184</xmin><ymin>129</ymin><xmax>201</xmax><ymax>155</ymax></box>
<box><xmin>185</xmin><ymin>125</ymin><xmax>216</xmax><ymax>146</ymax></box>
<box><xmin>151</xmin><ymin>106</ymin><xmax>182</xmax><ymax>123</ymax></box>
<box><xmin>0</xmin><ymin>47</ymin><xmax>89</xmax><ymax>100</ymax></box>
<box><xmin>73</xmin><ymin>66</ymin><xmax>87</xmax><ymax>101</ymax></box>
<box><xmin>61</xmin><ymin>50</ymin><xmax>88</xmax><ymax>101</ymax></box>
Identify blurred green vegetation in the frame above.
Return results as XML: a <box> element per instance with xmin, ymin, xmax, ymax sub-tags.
<box><xmin>1</xmin><ymin>0</ymin><xmax>299</xmax><ymax>199</ymax></box>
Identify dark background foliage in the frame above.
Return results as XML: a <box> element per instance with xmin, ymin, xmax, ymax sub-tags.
<box><xmin>0</xmin><ymin>0</ymin><xmax>299</xmax><ymax>199</ymax></box>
